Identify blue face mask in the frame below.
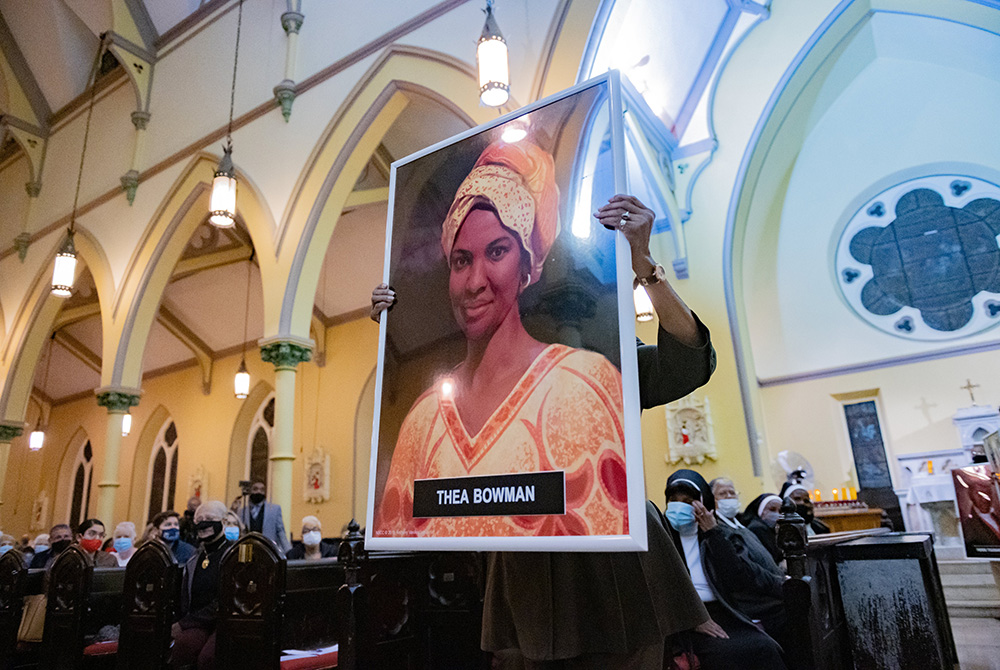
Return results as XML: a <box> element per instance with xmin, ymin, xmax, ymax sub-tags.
<box><xmin>0</xmin><ymin>545</ymin><xmax>12</xmax><ymax>555</ymax></box>
<box><xmin>161</xmin><ymin>528</ymin><xmax>180</xmax><ymax>542</ymax></box>
<box><xmin>761</xmin><ymin>510</ymin><xmax>781</xmax><ymax>528</ymax></box>
<box><xmin>113</xmin><ymin>537</ymin><xmax>133</xmax><ymax>553</ymax></box>
<box><xmin>33</xmin><ymin>545</ymin><xmax>48</xmax><ymax>554</ymax></box>
<box><xmin>665</xmin><ymin>501</ymin><xmax>698</xmax><ymax>534</ymax></box>
<box><xmin>224</xmin><ymin>526</ymin><xmax>240</xmax><ymax>542</ymax></box>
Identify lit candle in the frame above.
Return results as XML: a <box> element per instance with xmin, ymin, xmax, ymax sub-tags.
<box><xmin>841</xmin><ymin>488</ymin><xmax>848</xmax><ymax>501</ymax></box>
<box><xmin>832</xmin><ymin>489</ymin><xmax>839</xmax><ymax>501</ymax></box>
<box><xmin>849</xmin><ymin>486</ymin><xmax>857</xmax><ymax>500</ymax></box>
<box><xmin>814</xmin><ymin>489</ymin><xmax>821</xmax><ymax>502</ymax></box>
<box><xmin>927</xmin><ymin>460</ymin><xmax>934</xmax><ymax>475</ymax></box>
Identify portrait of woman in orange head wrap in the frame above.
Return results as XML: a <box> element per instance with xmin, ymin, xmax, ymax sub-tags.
<box><xmin>372</xmin><ymin>133</ymin><xmax>628</xmax><ymax>540</ymax></box>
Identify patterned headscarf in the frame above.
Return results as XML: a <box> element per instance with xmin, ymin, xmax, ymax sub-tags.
<box><xmin>441</xmin><ymin>140</ymin><xmax>560</xmax><ymax>284</ymax></box>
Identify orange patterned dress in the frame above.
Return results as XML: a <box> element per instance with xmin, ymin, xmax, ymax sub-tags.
<box><xmin>373</xmin><ymin>344</ymin><xmax>628</xmax><ymax>538</ymax></box>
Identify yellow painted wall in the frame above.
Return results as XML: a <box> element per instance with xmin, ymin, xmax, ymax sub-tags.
<box><xmin>1</xmin><ymin>315</ymin><xmax>379</xmax><ymax>541</ymax></box>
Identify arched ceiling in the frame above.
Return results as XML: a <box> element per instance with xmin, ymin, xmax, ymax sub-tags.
<box><xmin>741</xmin><ymin>7</ymin><xmax>1000</xmax><ymax>382</ymax></box>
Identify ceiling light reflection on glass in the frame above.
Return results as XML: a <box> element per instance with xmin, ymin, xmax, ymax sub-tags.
<box><xmin>634</xmin><ymin>285</ymin><xmax>654</xmax><ymax>322</ymax></box>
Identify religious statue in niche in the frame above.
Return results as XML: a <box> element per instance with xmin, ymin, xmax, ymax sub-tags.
<box><xmin>665</xmin><ymin>395</ymin><xmax>716</xmax><ymax>465</ymax></box>
<box><xmin>30</xmin><ymin>491</ymin><xmax>49</xmax><ymax>531</ymax></box>
<box><xmin>188</xmin><ymin>465</ymin><xmax>208</xmax><ymax>501</ymax></box>
<box><xmin>304</xmin><ymin>448</ymin><xmax>330</xmax><ymax>504</ymax></box>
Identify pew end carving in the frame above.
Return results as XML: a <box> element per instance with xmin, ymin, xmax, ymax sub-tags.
<box><xmin>117</xmin><ymin>540</ymin><xmax>180</xmax><ymax>670</ymax></box>
<box><xmin>216</xmin><ymin>532</ymin><xmax>287</xmax><ymax>670</ymax></box>
<box><xmin>0</xmin><ymin>550</ymin><xmax>27</xmax><ymax>667</ymax></box>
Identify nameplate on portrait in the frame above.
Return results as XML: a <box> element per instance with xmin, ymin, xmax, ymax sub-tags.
<box><xmin>412</xmin><ymin>471</ymin><xmax>565</xmax><ymax>518</ymax></box>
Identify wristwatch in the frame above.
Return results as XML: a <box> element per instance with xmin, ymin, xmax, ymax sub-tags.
<box><xmin>637</xmin><ymin>264</ymin><xmax>666</xmax><ymax>286</ymax></box>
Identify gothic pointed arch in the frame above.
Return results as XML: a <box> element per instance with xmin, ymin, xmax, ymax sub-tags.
<box><xmin>0</xmin><ymin>228</ymin><xmax>114</xmax><ymax>426</ymax></box>
<box><xmin>126</xmin><ymin>403</ymin><xmax>170</xmax><ymax>525</ymax></box>
<box><xmin>109</xmin><ymin>152</ymin><xmax>280</xmax><ymax>392</ymax></box>
<box><xmin>276</xmin><ymin>45</ymin><xmax>498</xmax><ymax>341</ymax></box>
<box><xmin>55</xmin><ymin>428</ymin><xmax>94</xmax><ymax>531</ymax></box>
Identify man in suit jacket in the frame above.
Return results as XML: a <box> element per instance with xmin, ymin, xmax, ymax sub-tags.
<box><xmin>236</xmin><ymin>481</ymin><xmax>291</xmax><ymax>554</ymax></box>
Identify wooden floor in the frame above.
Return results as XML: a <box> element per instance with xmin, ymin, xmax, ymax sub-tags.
<box><xmin>952</xmin><ymin>617</ymin><xmax>1000</xmax><ymax>669</ymax></box>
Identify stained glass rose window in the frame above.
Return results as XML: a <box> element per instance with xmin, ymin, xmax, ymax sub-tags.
<box><xmin>835</xmin><ymin>175</ymin><xmax>1000</xmax><ymax>340</ymax></box>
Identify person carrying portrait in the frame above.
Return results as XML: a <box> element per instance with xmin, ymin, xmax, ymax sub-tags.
<box><xmin>372</xmin><ymin>178</ymin><xmax>720</xmax><ymax>667</ymax></box>
<box><xmin>667</xmin><ymin>470</ymin><xmax>789</xmax><ymax>665</ymax></box>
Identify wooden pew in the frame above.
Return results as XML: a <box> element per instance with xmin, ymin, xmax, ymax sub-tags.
<box><xmin>116</xmin><ymin>541</ymin><xmax>181</xmax><ymax>670</ymax></box>
<box><xmin>777</xmin><ymin>498</ymin><xmax>958</xmax><ymax>670</ymax></box>
<box><xmin>41</xmin><ymin>546</ymin><xmax>126</xmax><ymax>669</ymax></box>
<box><xmin>0</xmin><ymin>550</ymin><xmax>28</xmax><ymax>668</ymax></box>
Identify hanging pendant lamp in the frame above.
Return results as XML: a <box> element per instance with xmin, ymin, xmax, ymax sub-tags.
<box><xmin>52</xmin><ymin>36</ymin><xmax>106</xmax><ymax>296</ymax></box>
<box><xmin>31</xmin><ymin>334</ymin><xmax>55</xmax><ymax>451</ymax></box>
<box><xmin>211</xmin><ymin>0</ymin><xmax>245</xmax><ymax>228</ymax></box>
<box><xmin>235</xmin><ymin>250</ymin><xmax>254</xmax><ymax>399</ymax></box>
<box><xmin>477</xmin><ymin>0</ymin><xmax>509</xmax><ymax>107</ymax></box>
<box><xmin>121</xmin><ymin>411</ymin><xmax>132</xmax><ymax>437</ymax></box>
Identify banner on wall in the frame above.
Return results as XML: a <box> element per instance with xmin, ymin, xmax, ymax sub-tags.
<box><xmin>953</xmin><ymin>463</ymin><xmax>1000</xmax><ymax>559</ymax></box>
<box><xmin>364</xmin><ymin>72</ymin><xmax>650</xmax><ymax>551</ymax></box>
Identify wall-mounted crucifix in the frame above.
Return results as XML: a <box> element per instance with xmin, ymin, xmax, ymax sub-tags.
<box><xmin>961</xmin><ymin>379</ymin><xmax>980</xmax><ymax>404</ymax></box>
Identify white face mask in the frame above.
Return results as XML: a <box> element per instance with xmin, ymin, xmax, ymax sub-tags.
<box><xmin>303</xmin><ymin>530</ymin><xmax>322</xmax><ymax>547</ymax></box>
<box><xmin>716</xmin><ymin>498</ymin><xmax>742</xmax><ymax>519</ymax></box>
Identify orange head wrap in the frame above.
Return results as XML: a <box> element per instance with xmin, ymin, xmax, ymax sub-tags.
<box><xmin>441</xmin><ymin>140</ymin><xmax>560</xmax><ymax>284</ymax></box>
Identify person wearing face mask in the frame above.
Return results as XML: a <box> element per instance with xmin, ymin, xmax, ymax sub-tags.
<box><xmin>0</xmin><ymin>534</ymin><xmax>15</xmax><ymax>556</ymax></box>
<box><xmin>149</xmin><ymin>510</ymin><xmax>197</xmax><ymax>563</ymax></box>
<box><xmin>742</xmin><ymin>494</ymin><xmax>785</xmax><ymax>565</ymax></box>
<box><xmin>223</xmin><ymin>511</ymin><xmax>243</xmax><ymax>542</ymax></box>
<box><xmin>30</xmin><ymin>533</ymin><xmax>49</xmax><ymax>560</ymax></box>
<box><xmin>779</xmin><ymin>483</ymin><xmax>830</xmax><ymax>536</ymax></box>
<box><xmin>76</xmin><ymin>519</ymin><xmax>117</xmax><ymax>567</ymax></box>
<box><xmin>172</xmin><ymin>500</ymin><xmax>235</xmax><ymax>669</ymax></box>
<box><xmin>286</xmin><ymin>516</ymin><xmax>337</xmax><ymax>560</ymax></box>
<box><xmin>236</xmin><ymin>480</ymin><xmax>291</xmax><ymax>554</ymax></box>
<box><xmin>30</xmin><ymin>524</ymin><xmax>73</xmax><ymax>569</ymax></box>
<box><xmin>110</xmin><ymin>521</ymin><xmax>137</xmax><ymax>567</ymax></box>
<box><xmin>664</xmin><ymin>471</ymin><xmax>787</xmax><ymax>670</ymax></box>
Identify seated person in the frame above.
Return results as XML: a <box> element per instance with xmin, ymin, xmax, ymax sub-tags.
<box><xmin>150</xmin><ymin>510</ymin><xmax>197</xmax><ymax>563</ymax></box>
<box><xmin>29</xmin><ymin>524</ymin><xmax>73</xmax><ymax>569</ymax></box>
<box><xmin>0</xmin><ymin>534</ymin><xmax>15</xmax><ymax>555</ymax></box>
<box><xmin>171</xmin><ymin>500</ymin><xmax>235</xmax><ymax>670</ymax></box>
<box><xmin>76</xmin><ymin>519</ymin><xmax>117</xmax><ymax>567</ymax></box>
<box><xmin>223</xmin><ymin>511</ymin><xmax>243</xmax><ymax>542</ymax></box>
<box><xmin>30</xmin><ymin>533</ymin><xmax>49</xmax><ymax>561</ymax></box>
<box><xmin>708</xmin><ymin>476</ymin><xmax>789</xmax><ymax>648</ymax></box>
<box><xmin>664</xmin><ymin>471</ymin><xmax>787</xmax><ymax>670</ymax></box>
<box><xmin>111</xmin><ymin>522</ymin><xmax>137</xmax><ymax>566</ymax></box>
<box><xmin>742</xmin><ymin>494</ymin><xmax>784</xmax><ymax>565</ymax></box>
<box><xmin>286</xmin><ymin>516</ymin><xmax>337</xmax><ymax>560</ymax></box>
<box><xmin>779</xmin><ymin>483</ymin><xmax>830</xmax><ymax>536</ymax></box>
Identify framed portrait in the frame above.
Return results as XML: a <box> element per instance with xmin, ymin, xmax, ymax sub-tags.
<box><xmin>365</xmin><ymin>72</ymin><xmax>648</xmax><ymax>551</ymax></box>
<box><xmin>953</xmin><ymin>464</ymin><xmax>1000</xmax><ymax>559</ymax></box>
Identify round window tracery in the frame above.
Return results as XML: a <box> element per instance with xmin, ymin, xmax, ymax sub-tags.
<box><xmin>835</xmin><ymin>175</ymin><xmax>1000</xmax><ymax>340</ymax></box>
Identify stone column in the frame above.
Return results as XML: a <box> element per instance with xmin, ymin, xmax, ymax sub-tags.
<box><xmin>260</xmin><ymin>337</ymin><xmax>312</xmax><ymax>533</ymax></box>
<box><xmin>274</xmin><ymin>4</ymin><xmax>304</xmax><ymax>122</ymax></box>
<box><xmin>121</xmin><ymin>111</ymin><xmax>151</xmax><ymax>205</ymax></box>
<box><xmin>95</xmin><ymin>388</ymin><xmax>140</xmax><ymax>523</ymax></box>
<box><xmin>0</xmin><ymin>424</ymin><xmax>23</xmax><ymax>525</ymax></box>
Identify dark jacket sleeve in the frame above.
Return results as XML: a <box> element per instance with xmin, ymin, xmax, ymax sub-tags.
<box><xmin>637</xmin><ymin>313</ymin><xmax>715</xmax><ymax>410</ymax></box>
<box><xmin>701</xmin><ymin>527</ymin><xmax>783</xmax><ymax>600</ymax></box>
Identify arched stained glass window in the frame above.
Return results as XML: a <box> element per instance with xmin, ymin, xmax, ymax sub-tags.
<box><xmin>68</xmin><ymin>440</ymin><xmax>93</xmax><ymax>531</ymax></box>
<box><xmin>147</xmin><ymin>420</ymin><xmax>179</xmax><ymax>522</ymax></box>
<box><xmin>246</xmin><ymin>395</ymin><xmax>275</xmax><ymax>487</ymax></box>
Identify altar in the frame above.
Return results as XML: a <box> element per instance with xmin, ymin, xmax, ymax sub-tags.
<box><xmin>895</xmin><ymin>403</ymin><xmax>1000</xmax><ymax>555</ymax></box>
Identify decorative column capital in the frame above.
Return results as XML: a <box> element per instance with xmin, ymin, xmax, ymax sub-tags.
<box><xmin>280</xmin><ymin>11</ymin><xmax>304</xmax><ymax>34</ymax></box>
<box><xmin>24</xmin><ymin>181</ymin><xmax>41</xmax><ymax>198</ymax></box>
<box><xmin>95</xmin><ymin>387</ymin><xmax>141</xmax><ymax>413</ymax></box>
<box><xmin>0</xmin><ymin>424</ymin><xmax>24</xmax><ymax>442</ymax></box>
<box><xmin>273</xmin><ymin>80</ymin><xmax>297</xmax><ymax>123</ymax></box>
<box><xmin>259</xmin><ymin>336</ymin><xmax>312</xmax><ymax>370</ymax></box>
<box><xmin>130</xmin><ymin>110</ymin><xmax>151</xmax><ymax>130</ymax></box>
<box><xmin>121</xmin><ymin>170</ymin><xmax>140</xmax><ymax>205</ymax></box>
<box><xmin>14</xmin><ymin>233</ymin><xmax>31</xmax><ymax>262</ymax></box>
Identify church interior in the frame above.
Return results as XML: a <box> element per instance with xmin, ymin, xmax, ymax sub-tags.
<box><xmin>2</xmin><ymin>0</ymin><xmax>1000</xmax><ymax>668</ymax></box>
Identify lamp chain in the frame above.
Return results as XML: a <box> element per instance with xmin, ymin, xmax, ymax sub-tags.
<box><xmin>226</xmin><ymin>0</ymin><xmax>245</xmax><ymax>148</ymax></box>
<box><xmin>70</xmin><ymin>35</ymin><xmax>108</xmax><ymax>234</ymax></box>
